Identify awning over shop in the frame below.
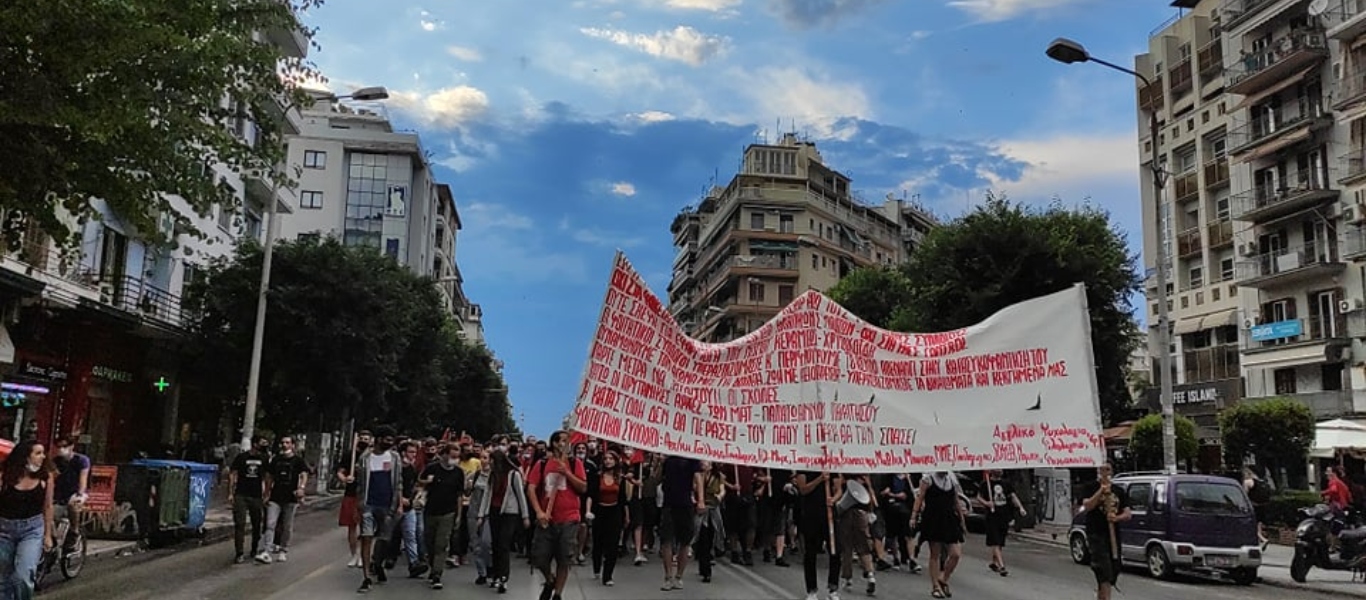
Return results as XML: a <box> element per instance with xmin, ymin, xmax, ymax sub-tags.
<box><xmin>1312</xmin><ymin>418</ymin><xmax>1366</xmax><ymax>458</ymax></box>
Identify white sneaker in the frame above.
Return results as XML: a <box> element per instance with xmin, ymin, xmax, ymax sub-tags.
<box><xmin>275</xmin><ymin>551</ymin><xmax>287</xmax><ymax>563</ymax></box>
<box><xmin>806</xmin><ymin>594</ymin><xmax>819</xmax><ymax>600</ymax></box>
<box><xmin>661</xmin><ymin>578</ymin><xmax>673</xmax><ymax>591</ymax></box>
<box><xmin>347</xmin><ymin>555</ymin><xmax>360</xmax><ymax>568</ymax></box>
<box><xmin>827</xmin><ymin>590</ymin><xmax>842</xmax><ymax>600</ymax></box>
<box><xmin>672</xmin><ymin>577</ymin><xmax>683</xmax><ymax>590</ymax></box>
<box><xmin>634</xmin><ymin>553</ymin><xmax>647</xmax><ymax>565</ymax></box>
<box><xmin>254</xmin><ymin>552</ymin><xmax>272</xmax><ymax>564</ymax></box>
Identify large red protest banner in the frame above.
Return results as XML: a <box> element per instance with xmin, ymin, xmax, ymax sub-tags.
<box><xmin>570</xmin><ymin>252</ymin><xmax>1106</xmax><ymax>473</ymax></box>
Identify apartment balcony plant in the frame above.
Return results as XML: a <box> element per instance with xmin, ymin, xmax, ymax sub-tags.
<box><xmin>1230</xmin><ymin>169</ymin><xmax>1338</xmax><ymax>223</ymax></box>
<box><xmin>1235</xmin><ymin>242</ymin><xmax>1345</xmax><ymax>288</ymax></box>
<box><xmin>1226</xmin><ymin>31</ymin><xmax>1328</xmax><ymax>96</ymax></box>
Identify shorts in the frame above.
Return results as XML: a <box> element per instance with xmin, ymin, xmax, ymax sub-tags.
<box><xmin>1088</xmin><ymin>535</ymin><xmax>1121</xmax><ymax>586</ymax></box>
<box><xmin>532</xmin><ymin>522</ymin><xmax>578</xmax><ymax>570</ymax></box>
<box><xmin>359</xmin><ymin>506</ymin><xmax>393</xmax><ymax>539</ymax></box>
<box><xmin>985</xmin><ymin>513</ymin><xmax>1011</xmax><ymax>547</ymax></box>
<box><xmin>339</xmin><ymin>496</ymin><xmax>359</xmax><ymax>527</ymax></box>
<box><xmin>869</xmin><ymin>510</ymin><xmax>887</xmax><ymax>540</ymax></box>
<box><xmin>837</xmin><ymin>509</ymin><xmax>873</xmax><ymax>556</ymax></box>
<box><xmin>659</xmin><ymin>506</ymin><xmax>697</xmax><ymax>549</ymax></box>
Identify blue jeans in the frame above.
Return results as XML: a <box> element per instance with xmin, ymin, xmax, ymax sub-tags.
<box><xmin>400</xmin><ymin>510</ymin><xmax>422</xmax><ymax>565</ymax></box>
<box><xmin>0</xmin><ymin>515</ymin><xmax>44</xmax><ymax>600</ymax></box>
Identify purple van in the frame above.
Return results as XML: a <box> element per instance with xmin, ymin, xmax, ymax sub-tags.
<box><xmin>1068</xmin><ymin>472</ymin><xmax>1262</xmax><ymax>585</ymax></box>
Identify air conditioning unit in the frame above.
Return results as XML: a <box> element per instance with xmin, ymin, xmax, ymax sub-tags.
<box><xmin>1239</xmin><ymin>242</ymin><xmax>1258</xmax><ymax>257</ymax></box>
<box><xmin>1243</xmin><ymin>318</ymin><xmax>1257</xmax><ymax>329</ymax></box>
<box><xmin>1341</xmin><ymin>298</ymin><xmax>1365</xmax><ymax>314</ymax></box>
<box><xmin>1353</xmin><ymin>203</ymin><xmax>1366</xmax><ymax>224</ymax></box>
<box><xmin>1330</xmin><ymin>203</ymin><xmax>1345</xmax><ymax>219</ymax></box>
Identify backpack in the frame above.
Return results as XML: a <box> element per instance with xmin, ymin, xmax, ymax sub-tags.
<box><xmin>1249</xmin><ymin>478</ymin><xmax>1272</xmax><ymax>504</ymax></box>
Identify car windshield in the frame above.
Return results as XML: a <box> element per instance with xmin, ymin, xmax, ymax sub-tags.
<box><xmin>1175</xmin><ymin>482</ymin><xmax>1251</xmax><ymax>515</ymax></box>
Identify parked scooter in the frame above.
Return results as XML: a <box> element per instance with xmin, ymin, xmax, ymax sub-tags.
<box><xmin>1291</xmin><ymin>504</ymin><xmax>1366</xmax><ymax>583</ymax></box>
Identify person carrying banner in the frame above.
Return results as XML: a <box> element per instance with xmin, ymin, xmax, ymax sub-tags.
<box><xmin>794</xmin><ymin>471</ymin><xmax>841</xmax><ymax>600</ymax></box>
<box><xmin>1080</xmin><ymin>464</ymin><xmax>1131</xmax><ymax>600</ymax></box>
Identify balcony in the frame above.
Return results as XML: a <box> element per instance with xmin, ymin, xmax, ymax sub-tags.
<box><xmin>673</xmin><ymin>241</ymin><xmax>697</xmax><ymax>267</ymax></box>
<box><xmin>1177</xmin><ymin>227</ymin><xmax>1203</xmax><ymax>258</ymax></box>
<box><xmin>1219</xmin><ymin>0</ymin><xmax>1278</xmax><ymax>30</ymax></box>
<box><xmin>1183</xmin><ymin>344</ymin><xmax>1240</xmax><ymax>382</ymax></box>
<box><xmin>1198</xmin><ymin>38</ymin><xmax>1224</xmax><ymax>79</ymax></box>
<box><xmin>101</xmin><ymin>275</ymin><xmax>186</xmax><ymax>330</ymax></box>
<box><xmin>1226</xmin><ymin>32</ymin><xmax>1329</xmax><ymax>97</ymax></box>
<box><xmin>1228</xmin><ymin>100</ymin><xmax>1332</xmax><ymax>158</ymax></box>
<box><xmin>1345</xmin><ymin>226</ymin><xmax>1366</xmax><ymax>260</ymax></box>
<box><xmin>1208</xmin><ymin>219</ymin><xmax>1235</xmax><ymax>248</ymax></box>
<box><xmin>1236</xmin><ymin>242</ymin><xmax>1345</xmax><ymax>288</ymax></box>
<box><xmin>1174</xmin><ymin>171</ymin><xmax>1200</xmax><ymax>201</ymax></box>
<box><xmin>264</xmin><ymin>0</ymin><xmax>308</xmax><ymax>59</ymax></box>
<box><xmin>1344</xmin><ymin>149</ymin><xmax>1366</xmax><ymax>187</ymax></box>
<box><xmin>1169</xmin><ymin>58</ymin><xmax>1194</xmax><ymax>94</ymax></box>
<box><xmin>1231</xmin><ymin>170</ymin><xmax>1338</xmax><ymax>223</ymax></box>
<box><xmin>1327</xmin><ymin>0</ymin><xmax>1366</xmax><ymax>41</ymax></box>
<box><xmin>1204</xmin><ymin>158</ymin><xmax>1231</xmax><ymax>189</ymax></box>
<box><xmin>1</xmin><ymin>240</ymin><xmax>99</xmax><ymax>305</ymax></box>
<box><xmin>1334</xmin><ymin>68</ymin><xmax>1366</xmax><ymax>112</ymax></box>
<box><xmin>728</xmin><ymin>253</ymin><xmax>799</xmax><ymax>276</ymax></box>
<box><xmin>1243</xmin><ymin>389</ymin><xmax>1352</xmax><ymax>418</ymax></box>
<box><xmin>1138</xmin><ymin>78</ymin><xmax>1165</xmax><ymax>111</ymax></box>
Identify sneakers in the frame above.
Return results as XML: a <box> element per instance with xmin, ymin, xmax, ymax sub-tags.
<box><xmin>634</xmin><ymin>553</ymin><xmax>647</xmax><ymax>565</ymax></box>
<box><xmin>347</xmin><ymin>555</ymin><xmax>361</xmax><ymax>568</ymax></box>
<box><xmin>661</xmin><ymin>577</ymin><xmax>682</xmax><ymax>591</ymax></box>
<box><xmin>234</xmin><ymin>554</ymin><xmax>247</xmax><ymax>565</ymax></box>
<box><xmin>357</xmin><ymin>578</ymin><xmax>373</xmax><ymax>594</ymax></box>
<box><xmin>864</xmin><ymin>572</ymin><xmax>877</xmax><ymax>595</ymax></box>
<box><xmin>275</xmin><ymin>551</ymin><xmax>288</xmax><ymax>563</ymax></box>
<box><xmin>429</xmin><ymin>578</ymin><xmax>443</xmax><ymax>590</ymax></box>
<box><xmin>806</xmin><ymin>593</ymin><xmax>820</xmax><ymax>600</ymax></box>
<box><xmin>255</xmin><ymin>551</ymin><xmax>273</xmax><ymax>564</ymax></box>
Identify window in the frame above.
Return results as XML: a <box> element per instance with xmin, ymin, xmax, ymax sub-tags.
<box><xmin>300</xmin><ymin>190</ymin><xmax>323</xmax><ymax>209</ymax></box>
<box><xmin>1175</xmin><ymin>482</ymin><xmax>1251</xmax><ymax>515</ymax></box>
<box><xmin>1220</xmin><ymin>257</ymin><xmax>1234</xmax><ymax>281</ymax></box>
<box><xmin>216</xmin><ymin>204</ymin><xmax>232</xmax><ymax>230</ymax></box>
<box><xmin>304</xmin><ymin>150</ymin><xmax>327</xmax><ymax>169</ymax></box>
<box><xmin>1126</xmin><ymin>482</ymin><xmax>1153</xmax><ymax>512</ymax></box>
<box><xmin>748</xmin><ymin>282</ymin><xmax>765</xmax><ymax>302</ymax></box>
<box><xmin>811</xmin><ymin>253</ymin><xmax>819</xmax><ymax>269</ymax></box>
<box><xmin>385</xmin><ymin>238</ymin><xmax>400</xmax><ymax>260</ymax></box>
<box><xmin>244</xmin><ymin>212</ymin><xmax>262</xmax><ymax>240</ymax></box>
<box><xmin>1188</xmin><ymin>266</ymin><xmax>1203</xmax><ymax>289</ymax></box>
<box><xmin>778</xmin><ymin>284</ymin><xmax>794</xmax><ymax>304</ymax></box>
<box><xmin>779</xmin><ymin>214</ymin><xmax>794</xmax><ymax>233</ymax></box>
<box><xmin>750</xmin><ymin>212</ymin><xmax>765</xmax><ymax>230</ymax></box>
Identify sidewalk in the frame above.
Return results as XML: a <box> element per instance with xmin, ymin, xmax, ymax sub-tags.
<box><xmin>1011</xmin><ymin>526</ymin><xmax>1366</xmax><ymax>598</ymax></box>
<box><xmin>86</xmin><ymin>492</ymin><xmax>343</xmax><ymax>563</ymax></box>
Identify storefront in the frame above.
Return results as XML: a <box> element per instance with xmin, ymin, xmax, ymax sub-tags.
<box><xmin>0</xmin><ymin>359</ymin><xmax>69</xmax><ymax>442</ymax></box>
<box><xmin>1146</xmin><ymin>378</ymin><xmax>1241</xmax><ymax>473</ymax></box>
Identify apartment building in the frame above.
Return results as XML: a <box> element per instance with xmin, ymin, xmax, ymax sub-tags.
<box><xmin>886</xmin><ymin>194</ymin><xmax>939</xmax><ymax>258</ymax></box>
<box><xmin>667</xmin><ymin>134</ymin><xmax>905</xmax><ymax>342</ymax></box>
<box><xmin>278</xmin><ymin>97</ymin><xmax>485</xmax><ymax>342</ymax></box>
<box><xmin>0</xmin><ymin>19</ymin><xmax>309</xmax><ymax>461</ymax></box>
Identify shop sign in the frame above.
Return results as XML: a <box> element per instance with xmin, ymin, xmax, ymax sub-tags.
<box><xmin>91</xmin><ymin>366</ymin><xmax>133</xmax><ymax>383</ymax></box>
<box><xmin>17</xmin><ymin>361</ymin><xmax>67</xmax><ymax>382</ymax></box>
<box><xmin>1145</xmin><ymin>378</ymin><xmax>1241</xmax><ymax>409</ymax></box>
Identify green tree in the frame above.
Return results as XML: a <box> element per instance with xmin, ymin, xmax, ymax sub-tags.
<box><xmin>1127</xmin><ymin>413</ymin><xmax>1199</xmax><ymax>470</ymax></box>
<box><xmin>183</xmin><ymin>236</ymin><xmax>511</xmax><ymax>435</ymax></box>
<box><xmin>827</xmin><ymin>266</ymin><xmax>913</xmax><ymax>329</ymax></box>
<box><xmin>1</xmin><ymin>0</ymin><xmax>322</xmax><ymax>246</ymax></box>
<box><xmin>1220</xmin><ymin>399</ymin><xmax>1314</xmax><ymax>475</ymax></box>
<box><xmin>885</xmin><ymin>194</ymin><xmax>1142</xmax><ymax>424</ymax></box>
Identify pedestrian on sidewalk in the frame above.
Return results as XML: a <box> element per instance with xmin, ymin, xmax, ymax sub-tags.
<box><xmin>526</xmin><ymin>431</ymin><xmax>588</xmax><ymax>600</ymax></box>
<box><xmin>261</xmin><ymin>435</ymin><xmax>308</xmax><ymax>564</ymax></box>
<box><xmin>1080</xmin><ymin>464</ymin><xmax>1131</xmax><ymax>600</ymax></box>
<box><xmin>355</xmin><ymin>427</ymin><xmax>402</xmax><ymax>594</ymax></box>
<box><xmin>479</xmin><ymin>444</ymin><xmax>529</xmax><ymax>593</ymax></box>
<box><xmin>229</xmin><ymin>435</ymin><xmax>270</xmax><ymax>565</ymax></box>
<box><xmin>420</xmin><ymin>444</ymin><xmax>465</xmax><ymax>590</ymax></box>
<box><xmin>912</xmin><ymin>471</ymin><xmax>966</xmax><ymax>599</ymax></box>
<box><xmin>0</xmin><ymin>440</ymin><xmax>56</xmax><ymax>600</ymax></box>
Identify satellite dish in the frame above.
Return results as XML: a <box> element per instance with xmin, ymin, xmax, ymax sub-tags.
<box><xmin>1309</xmin><ymin>0</ymin><xmax>1330</xmax><ymax>17</ymax></box>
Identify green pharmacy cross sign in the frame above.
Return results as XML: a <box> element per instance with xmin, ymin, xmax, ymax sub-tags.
<box><xmin>154</xmin><ymin>377</ymin><xmax>170</xmax><ymax>393</ymax></box>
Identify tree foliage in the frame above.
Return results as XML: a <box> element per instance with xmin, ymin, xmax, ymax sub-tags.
<box><xmin>833</xmin><ymin>194</ymin><xmax>1143</xmax><ymax>424</ymax></box>
<box><xmin>183</xmin><ymin>236</ymin><xmax>515</xmax><ymax>439</ymax></box>
<box><xmin>1127</xmin><ymin>413</ymin><xmax>1199</xmax><ymax>470</ymax></box>
<box><xmin>0</xmin><ymin>0</ymin><xmax>324</xmax><ymax>247</ymax></box>
<box><xmin>1219</xmin><ymin>399</ymin><xmax>1314</xmax><ymax>472</ymax></box>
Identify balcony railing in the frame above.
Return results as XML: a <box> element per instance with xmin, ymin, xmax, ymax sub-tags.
<box><xmin>4</xmin><ymin>239</ymin><xmax>99</xmax><ymax>300</ymax></box>
<box><xmin>1345</xmin><ymin>226</ymin><xmax>1366</xmax><ymax>259</ymax></box>
<box><xmin>1169</xmin><ymin>58</ymin><xmax>1194</xmax><ymax>93</ymax></box>
<box><xmin>1334</xmin><ymin>68</ymin><xmax>1366</xmax><ymax>111</ymax></box>
<box><xmin>102</xmin><ymin>274</ymin><xmax>186</xmax><ymax>328</ymax></box>
<box><xmin>1183</xmin><ymin>344</ymin><xmax>1240</xmax><ymax>382</ymax></box>
<box><xmin>1138</xmin><ymin>78</ymin><xmax>1165</xmax><ymax>111</ymax></box>
<box><xmin>1248</xmin><ymin>316</ymin><xmax>1346</xmax><ymax>348</ymax></box>
<box><xmin>1198</xmin><ymin>38</ymin><xmax>1223</xmax><ymax>78</ymax></box>
<box><xmin>1243</xmin><ymin>390</ymin><xmax>1352</xmax><ymax>418</ymax></box>
<box><xmin>1204</xmin><ymin>158</ymin><xmax>1230</xmax><ymax>188</ymax></box>
<box><xmin>1228</xmin><ymin>98</ymin><xmax>1330</xmax><ymax>155</ymax></box>
<box><xmin>1177</xmin><ymin>227</ymin><xmax>1202</xmax><ymax>258</ymax></box>
<box><xmin>1174</xmin><ymin>171</ymin><xmax>1200</xmax><ymax>201</ymax></box>
<box><xmin>1326</xmin><ymin>0</ymin><xmax>1366</xmax><ymax>41</ymax></box>
<box><xmin>728</xmin><ymin>253</ymin><xmax>799</xmax><ymax>272</ymax></box>
<box><xmin>1236</xmin><ymin>242</ymin><xmax>1345</xmax><ymax>286</ymax></box>
<box><xmin>1207</xmin><ymin>219</ymin><xmax>1234</xmax><ymax>248</ymax></box>
<box><xmin>1220</xmin><ymin>0</ymin><xmax>1278</xmax><ymax>29</ymax></box>
<box><xmin>1227</xmin><ymin>31</ymin><xmax>1329</xmax><ymax>96</ymax></box>
<box><xmin>1230</xmin><ymin>168</ymin><xmax>1338</xmax><ymax>222</ymax></box>
<box><xmin>1340</xmin><ymin>149</ymin><xmax>1366</xmax><ymax>185</ymax></box>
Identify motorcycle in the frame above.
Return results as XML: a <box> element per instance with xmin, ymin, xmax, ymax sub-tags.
<box><xmin>1291</xmin><ymin>503</ymin><xmax>1366</xmax><ymax>583</ymax></box>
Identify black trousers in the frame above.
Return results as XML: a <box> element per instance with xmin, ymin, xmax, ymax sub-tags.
<box><xmin>591</xmin><ymin>504</ymin><xmax>625</xmax><ymax>581</ymax></box>
<box><xmin>799</xmin><ymin>517</ymin><xmax>840</xmax><ymax>593</ymax></box>
<box><xmin>490</xmin><ymin>513</ymin><xmax>520</xmax><ymax>581</ymax></box>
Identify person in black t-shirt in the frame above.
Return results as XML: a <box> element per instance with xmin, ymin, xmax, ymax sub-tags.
<box><xmin>229</xmin><ymin>435</ymin><xmax>270</xmax><ymax>564</ymax></box>
<box><xmin>262</xmin><ymin>435</ymin><xmax>309</xmax><ymax>563</ymax></box>
<box><xmin>420</xmin><ymin>444</ymin><xmax>466</xmax><ymax>589</ymax></box>
<box><xmin>977</xmin><ymin>470</ymin><xmax>1026</xmax><ymax>576</ymax></box>
<box><xmin>794</xmin><ymin>471</ymin><xmax>840</xmax><ymax>600</ymax></box>
<box><xmin>1080</xmin><ymin>464</ymin><xmax>1131</xmax><ymax>600</ymax></box>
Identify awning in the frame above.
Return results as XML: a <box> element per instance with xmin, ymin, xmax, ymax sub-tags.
<box><xmin>1232</xmin><ymin>66</ymin><xmax>1317</xmax><ymax>111</ymax></box>
<box><xmin>1238</xmin><ymin>128</ymin><xmax>1312</xmax><ymax>162</ymax></box>
<box><xmin>1173</xmin><ymin>310</ymin><xmax>1239</xmax><ymax>335</ymax></box>
<box><xmin>0</xmin><ymin>325</ymin><xmax>14</xmax><ymax>366</ymax></box>
<box><xmin>1240</xmin><ymin>344</ymin><xmax>1329</xmax><ymax>369</ymax></box>
<box><xmin>1312</xmin><ymin>418</ymin><xmax>1366</xmax><ymax>457</ymax></box>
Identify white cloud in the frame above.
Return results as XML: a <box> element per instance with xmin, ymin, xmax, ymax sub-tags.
<box><xmin>981</xmin><ymin>132</ymin><xmax>1138</xmax><ymax>199</ymax></box>
<box><xmin>946</xmin><ymin>0</ymin><xmax>1091</xmax><ymax>22</ymax></box>
<box><xmin>731</xmin><ymin>66</ymin><xmax>872</xmax><ymax>137</ymax></box>
<box><xmin>580</xmin><ymin>26</ymin><xmax>729</xmax><ymax>66</ymax></box>
<box><xmin>910</xmin><ymin>30</ymin><xmax>933</xmax><ymax>39</ymax></box>
<box><xmin>418</xmin><ymin>9</ymin><xmax>442</xmax><ymax>31</ymax></box>
<box><xmin>447</xmin><ymin>46</ymin><xmax>483</xmax><ymax>62</ymax></box>
<box><xmin>610</xmin><ymin>182</ymin><xmax>638</xmax><ymax>196</ymax></box>
<box><xmin>664</xmin><ymin>0</ymin><xmax>742</xmax><ymax>9</ymax></box>
<box><xmin>628</xmin><ymin>110</ymin><xmax>677</xmax><ymax>123</ymax></box>
<box><xmin>390</xmin><ymin>86</ymin><xmax>491</xmax><ymax>129</ymax></box>
<box><xmin>558</xmin><ymin>216</ymin><xmax>644</xmax><ymax>248</ymax></box>
<box><xmin>460</xmin><ymin>205</ymin><xmax>589</xmax><ymax>284</ymax></box>
<box><xmin>464</xmin><ymin>202</ymin><xmax>535</xmax><ymax>230</ymax></box>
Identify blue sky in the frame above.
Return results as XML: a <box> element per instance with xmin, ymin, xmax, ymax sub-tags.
<box><xmin>304</xmin><ymin>0</ymin><xmax>1178</xmax><ymax>436</ymax></box>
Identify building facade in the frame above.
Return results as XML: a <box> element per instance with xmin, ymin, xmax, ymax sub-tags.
<box><xmin>1140</xmin><ymin>0</ymin><xmax>1366</xmax><ymax>439</ymax></box>
<box><xmin>667</xmin><ymin>134</ymin><xmax>906</xmax><ymax>342</ymax></box>
<box><xmin>278</xmin><ymin>99</ymin><xmax>485</xmax><ymax>343</ymax></box>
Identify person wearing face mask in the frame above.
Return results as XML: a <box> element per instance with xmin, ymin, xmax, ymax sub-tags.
<box><xmin>354</xmin><ymin>427</ymin><xmax>403</xmax><ymax>593</ymax></box>
<box><xmin>338</xmin><ymin>430</ymin><xmax>371</xmax><ymax>568</ymax></box>
<box><xmin>448</xmin><ymin>443</ymin><xmax>482</xmax><ymax>569</ymax></box>
<box><xmin>0</xmin><ymin>440</ymin><xmax>56</xmax><ymax>599</ymax></box>
<box><xmin>51</xmin><ymin>437</ymin><xmax>89</xmax><ymax>554</ymax></box>
<box><xmin>572</xmin><ymin>442</ymin><xmax>597</xmax><ymax>565</ymax></box>
<box><xmin>419</xmin><ymin>444</ymin><xmax>466</xmax><ymax>590</ymax></box>
<box><xmin>260</xmin><ymin>435</ymin><xmax>308</xmax><ymax>564</ymax></box>
<box><xmin>228</xmin><ymin>435</ymin><xmax>271</xmax><ymax>565</ymax></box>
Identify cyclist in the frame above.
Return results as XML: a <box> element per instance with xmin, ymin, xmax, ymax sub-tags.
<box><xmin>52</xmin><ymin>437</ymin><xmax>89</xmax><ymax>551</ymax></box>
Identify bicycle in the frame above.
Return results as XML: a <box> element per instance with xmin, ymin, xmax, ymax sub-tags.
<box><xmin>34</xmin><ymin>514</ymin><xmax>87</xmax><ymax>592</ymax></box>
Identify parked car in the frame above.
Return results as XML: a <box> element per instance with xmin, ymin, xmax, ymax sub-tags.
<box><xmin>1067</xmin><ymin>472</ymin><xmax>1261</xmax><ymax>585</ymax></box>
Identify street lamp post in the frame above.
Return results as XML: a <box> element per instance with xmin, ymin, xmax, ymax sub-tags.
<box><xmin>239</xmin><ymin>86</ymin><xmax>390</xmax><ymax>451</ymax></box>
<box><xmin>1046</xmin><ymin>38</ymin><xmax>1177</xmax><ymax>476</ymax></box>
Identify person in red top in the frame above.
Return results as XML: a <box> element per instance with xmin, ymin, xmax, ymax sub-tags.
<box><xmin>1324</xmin><ymin>466</ymin><xmax>1353</xmax><ymax>512</ymax></box>
<box><xmin>526</xmin><ymin>431</ymin><xmax>588</xmax><ymax>600</ymax></box>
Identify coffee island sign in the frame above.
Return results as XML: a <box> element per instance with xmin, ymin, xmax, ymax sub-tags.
<box><xmin>569</xmin><ymin>253</ymin><xmax>1107</xmax><ymax>473</ymax></box>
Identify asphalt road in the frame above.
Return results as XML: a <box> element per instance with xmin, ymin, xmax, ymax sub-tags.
<box><xmin>39</xmin><ymin>508</ymin><xmax>1349</xmax><ymax>599</ymax></box>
